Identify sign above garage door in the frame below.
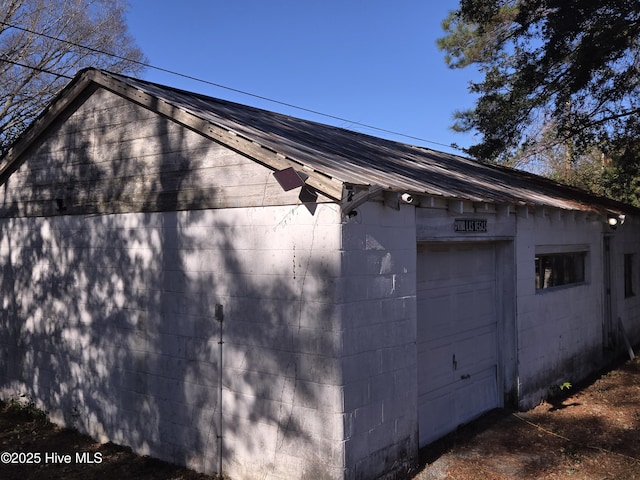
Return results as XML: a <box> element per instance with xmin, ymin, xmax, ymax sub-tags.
<box><xmin>454</xmin><ymin>218</ymin><xmax>488</xmax><ymax>233</ymax></box>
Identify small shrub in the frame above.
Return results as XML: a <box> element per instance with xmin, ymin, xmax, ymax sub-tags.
<box><xmin>2</xmin><ymin>397</ymin><xmax>48</xmax><ymax>422</ymax></box>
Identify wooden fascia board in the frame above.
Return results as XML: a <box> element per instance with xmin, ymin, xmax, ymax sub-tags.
<box><xmin>95</xmin><ymin>73</ymin><xmax>345</xmax><ymax>202</ymax></box>
<box><xmin>341</xmin><ymin>185</ymin><xmax>385</xmax><ymax>214</ymax></box>
<box><xmin>0</xmin><ymin>72</ymin><xmax>97</xmax><ymax>180</ymax></box>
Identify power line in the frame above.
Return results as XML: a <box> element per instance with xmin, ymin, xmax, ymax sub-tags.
<box><xmin>0</xmin><ymin>58</ymin><xmax>73</xmax><ymax>79</ymax></box>
<box><xmin>0</xmin><ymin>20</ymin><xmax>464</xmax><ymax>152</ymax></box>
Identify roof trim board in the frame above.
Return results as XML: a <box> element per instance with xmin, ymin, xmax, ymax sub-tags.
<box><xmin>0</xmin><ymin>73</ymin><xmax>96</xmax><ymax>181</ymax></box>
<box><xmin>93</xmin><ymin>71</ymin><xmax>345</xmax><ymax>201</ymax></box>
<box><xmin>1</xmin><ymin>68</ymin><xmax>637</xmax><ymax>217</ymax></box>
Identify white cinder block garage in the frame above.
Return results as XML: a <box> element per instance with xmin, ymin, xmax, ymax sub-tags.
<box><xmin>1</xmin><ymin>69</ymin><xmax>639</xmax><ymax>480</ymax></box>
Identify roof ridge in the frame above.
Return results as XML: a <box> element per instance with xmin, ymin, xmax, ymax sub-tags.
<box><xmin>1</xmin><ymin>68</ymin><xmax>637</xmax><ymax>216</ymax></box>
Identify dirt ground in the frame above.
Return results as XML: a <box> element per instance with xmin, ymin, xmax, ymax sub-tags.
<box><xmin>0</xmin><ymin>356</ymin><xmax>639</xmax><ymax>480</ymax></box>
<box><xmin>410</xmin><ymin>355</ymin><xmax>640</xmax><ymax>480</ymax></box>
<box><xmin>0</xmin><ymin>401</ymin><xmax>211</xmax><ymax>480</ymax></box>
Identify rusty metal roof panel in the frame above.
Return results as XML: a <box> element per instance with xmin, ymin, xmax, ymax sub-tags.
<box><xmin>78</xmin><ymin>71</ymin><xmax>640</xmax><ymax>214</ymax></box>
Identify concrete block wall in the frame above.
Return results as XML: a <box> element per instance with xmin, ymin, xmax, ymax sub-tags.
<box><xmin>610</xmin><ymin>216</ymin><xmax>640</xmax><ymax>346</ymax></box>
<box><xmin>339</xmin><ymin>201</ymin><xmax>418</xmax><ymax>479</ymax></box>
<box><xmin>0</xmin><ymin>203</ymin><xmax>347</xmax><ymax>480</ymax></box>
<box><xmin>515</xmin><ymin>210</ymin><xmax>607</xmax><ymax>408</ymax></box>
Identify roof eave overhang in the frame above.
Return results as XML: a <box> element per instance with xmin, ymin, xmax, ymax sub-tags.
<box><xmin>0</xmin><ymin>69</ymin><xmax>345</xmax><ymax>202</ymax></box>
<box><xmin>95</xmin><ymin>71</ymin><xmax>345</xmax><ymax>201</ymax></box>
<box><xmin>342</xmin><ymin>184</ymin><xmax>634</xmax><ymax>222</ymax></box>
<box><xmin>0</xmin><ymin>69</ymin><xmax>99</xmax><ymax>182</ymax></box>
<box><xmin>2</xmin><ymin>68</ymin><xmax>638</xmax><ymax>218</ymax></box>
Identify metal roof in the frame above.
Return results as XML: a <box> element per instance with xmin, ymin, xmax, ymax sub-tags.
<box><xmin>1</xmin><ymin>68</ymin><xmax>635</xmax><ymax>216</ymax></box>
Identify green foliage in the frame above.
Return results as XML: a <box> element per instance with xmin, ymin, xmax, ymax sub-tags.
<box><xmin>600</xmin><ymin>162</ymin><xmax>640</xmax><ymax>208</ymax></box>
<box><xmin>438</xmin><ymin>0</ymin><xmax>640</xmax><ymax>188</ymax></box>
<box><xmin>549</xmin><ymin>380</ymin><xmax>572</xmax><ymax>399</ymax></box>
<box><xmin>1</xmin><ymin>397</ymin><xmax>47</xmax><ymax>422</ymax></box>
<box><xmin>535</xmin><ymin>145</ymin><xmax>640</xmax><ymax>208</ymax></box>
<box><xmin>559</xmin><ymin>381</ymin><xmax>572</xmax><ymax>391</ymax></box>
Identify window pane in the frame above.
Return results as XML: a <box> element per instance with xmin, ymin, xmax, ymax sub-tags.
<box><xmin>535</xmin><ymin>252</ymin><xmax>586</xmax><ymax>290</ymax></box>
<box><xmin>625</xmin><ymin>254</ymin><xmax>634</xmax><ymax>298</ymax></box>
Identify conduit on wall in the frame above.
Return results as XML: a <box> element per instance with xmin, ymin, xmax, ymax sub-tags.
<box><xmin>215</xmin><ymin>304</ymin><xmax>224</xmax><ymax>478</ymax></box>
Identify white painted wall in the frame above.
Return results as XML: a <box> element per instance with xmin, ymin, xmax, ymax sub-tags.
<box><xmin>0</xmin><ymin>203</ymin><xmax>346</xmax><ymax>480</ymax></box>
<box><xmin>0</xmin><ymin>81</ymin><xmax>427</xmax><ymax>479</ymax></box>
<box><xmin>339</xmin><ymin>201</ymin><xmax>418</xmax><ymax>479</ymax></box>
<box><xmin>2</xmin><ymin>74</ymin><xmax>638</xmax><ymax>477</ymax></box>
<box><xmin>612</xmin><ymin>216</ymin><xmax>640</xmax><ymax>343</ymax></box>
<box><xmin>412</xmin><ymin>201</ymin><xmax>640</xmax><ymax>413</ymax></box>
<box><xmin>515</xmin><ymin>210</ymin><xmax>609</xmax><ymax>408</ymax></box>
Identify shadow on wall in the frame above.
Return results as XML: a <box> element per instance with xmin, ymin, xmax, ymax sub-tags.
<box><xmin>0</xmin><ymin>99</ymin><xmax>339</xmax><ymax>478</ymax></box>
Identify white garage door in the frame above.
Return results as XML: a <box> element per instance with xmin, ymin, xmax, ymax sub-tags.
<box><xmin>417</xmin><ymin>242</ymin><xmax>500</xmax><ymax>446</ymax></box>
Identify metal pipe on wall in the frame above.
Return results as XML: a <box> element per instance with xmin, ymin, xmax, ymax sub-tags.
<box><xmin>215</xmin><ymin>304</ymin><xmax>224</xmax><ymax>479</ymax></box>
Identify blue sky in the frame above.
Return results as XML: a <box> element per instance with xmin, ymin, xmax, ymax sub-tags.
<box><xmin>125</xmin><ymin>1</ymin><xmax>480</xmax><ymax>155</ymax></box>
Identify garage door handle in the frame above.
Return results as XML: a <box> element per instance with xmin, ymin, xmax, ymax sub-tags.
<box><xmin>460</xmin><ymin>374</ymin><xmax>471</xmax><ymax>380</ymax></box>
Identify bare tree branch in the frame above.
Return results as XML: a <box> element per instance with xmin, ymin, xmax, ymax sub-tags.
<box><xmin>0</xmin><ymin>0</ymin><xmax>146</xmax><ymax>153</ymax></box>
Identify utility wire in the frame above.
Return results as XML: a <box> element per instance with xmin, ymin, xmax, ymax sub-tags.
<box><xmin>0</xmin><ymin>57</ymin><xmax>73</xmax><ymax>79</ymax></box>
<box><xmin>0</xmin><ymin>20</ymin><xmax>464</xmax><ymax>152</ymax></box>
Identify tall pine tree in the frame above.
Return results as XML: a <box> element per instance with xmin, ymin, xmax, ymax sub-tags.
<box><xmin>439</xmin><ymin>0</ymin><xmax>640</xmax><ymax>175</ymax></box>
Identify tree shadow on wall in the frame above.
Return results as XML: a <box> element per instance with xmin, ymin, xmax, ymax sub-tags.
<box><xmin>0</xmin><ymin>92</ymin><xmax>338</xmax><ymax>478</ymax></box>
